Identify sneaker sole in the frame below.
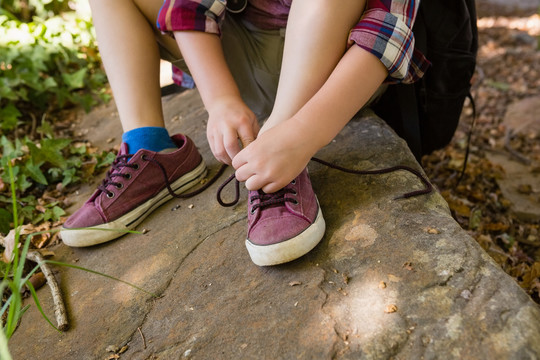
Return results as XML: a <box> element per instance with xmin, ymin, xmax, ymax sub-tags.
<box><xmin>61</xmin><ymin>160</ymin><xmax>207</xmax><ymax>247</ymax></box>
<box><xmin>245</xmin><ymin>204</ymin><xmax>326</xmax><ymax>266</ymax></box>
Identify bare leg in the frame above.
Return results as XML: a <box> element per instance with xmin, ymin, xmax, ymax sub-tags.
<box><xmin>89</xmin><ymin>0</ymin><xmax>181</xmax><ymax>131</ymax></box>
<box><xmin>262</xmin><ymin>0</ymin><xmax>367</xmax><ymax>132</ymax></box>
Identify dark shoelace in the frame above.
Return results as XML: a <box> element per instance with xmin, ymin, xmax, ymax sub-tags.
<box><xmin>216</xmin><ymin>157</ymin><xmax>434</xmax><ymax>208</ymax></box>
<box><xmin>97</xmin><ymin>154</ymin><xmax>139</xmax><ymax>198</ymax></box>
<box><xmin>248</xmin><ymin>187</ymin><xmax>298</xmax><ymax>214</ymax></box>
<box><xmin>142</xmin><ymin>154</ymin><xmax>434</xmax><ymax>207</ymax></box>
<box><xmin>143</xmin><ymin>155</ymin><xmax>229</xmax><ymax>199</ymax></box>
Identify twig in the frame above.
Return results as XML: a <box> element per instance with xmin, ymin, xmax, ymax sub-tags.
<box><xmin>138</xmin><ymin>327</ymin><xmax>147</xmax><ymax>349</ymax></box>
<box><xmin>504</xmin><ymin>129</ymin><xmax>531</xmax><ymax>165</ymax></box>
<box><xmin>26</xmin><ymin>251</ymin><xmax>69</xmax><ymax>331</ymax></box>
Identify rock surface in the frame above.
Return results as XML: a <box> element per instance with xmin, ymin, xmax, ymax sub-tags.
<box><xmin>10</xmin><ymin>90</ymin><xmax>540</xmax><ymax>359</ymax></box>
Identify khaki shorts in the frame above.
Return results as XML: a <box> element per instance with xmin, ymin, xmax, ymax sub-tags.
<box><xmin>159</xmin><ymin>16</ymin><xmax>385</xmax><ymax>121</ymax></box>
<box><xmin>159</xmin><ymin>16</ymin><xmax>285</xmax><ymax>121</ymax></box>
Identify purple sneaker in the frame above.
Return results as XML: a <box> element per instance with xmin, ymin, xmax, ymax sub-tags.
<box><xmin>246</xmin><ymin>168</ymin><xmax>325</xmax><ymax>266</ymax></box>
<box><xmin>60</xmin><ymin>134</ymin><xmax>206</xmax><ymax>247</ymax></box>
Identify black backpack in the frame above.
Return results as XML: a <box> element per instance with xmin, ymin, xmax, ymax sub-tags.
<box><xmin>373</xmin><ymin>0</ymin><xmax>479</xmax><ymax>160</ymax></box>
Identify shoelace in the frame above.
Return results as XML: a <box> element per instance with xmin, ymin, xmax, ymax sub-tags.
<box><xmin>248</xmin><ymin>187</ymin><xmax>298</xmax><ymax>215</ymax></box>
<box><xmin>137</xmin><ymin>154</ymin><xmax>434</xmax><ymax>207</ymax></box>
<box><xmin>143</xmin><ymin>155</ymin><xmax>229</xmax><ymax>199</ymax></box>
<box><xmin>97</xmin><ymin>154</ymin><xmax>138</xmax><ymax>198</ymax></box>
<box><xmin>216</xmin><ymin>157</ymin><xmax>434</xmax><ymax>208</ymax></box>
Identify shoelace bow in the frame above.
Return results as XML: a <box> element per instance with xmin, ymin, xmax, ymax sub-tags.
<box><xmin>131</xmin><ymin>154</ymin><xmax>433</xmax><ymax>207</ymax></box>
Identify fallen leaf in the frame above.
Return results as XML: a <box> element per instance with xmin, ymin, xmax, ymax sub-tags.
<box><xmin>384</xmin><ymin>304</ymin><xmax>398</xmax><ymax>313</ymax></box>
<box><xmin>1</xmin><ymin>225</ymin><xmax>37</xmax><ymax>262</ymax></box>
<box><xmin>484</xmin><ymin>223</ymin><xmax>510</xmax><ymax>232</ymax></box>
<box><xmin>517</xmin><ymin>184</ymin><xmax>533</xmax><ymax>195</ymax></box>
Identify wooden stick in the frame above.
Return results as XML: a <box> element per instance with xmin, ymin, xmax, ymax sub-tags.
<box><xmin>26</xmin><ymin>251</ymin><xmax>69</xmax><ymax>331</ymax></box>
<box><xmin>138</xmin><ymin>327</ymin><xmax>147</xmax><ymax>349</ymax></box>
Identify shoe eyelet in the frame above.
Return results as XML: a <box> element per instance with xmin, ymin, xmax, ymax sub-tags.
<box><xmin>291</xmin><ymin>190</ymin><xmax>297</xmax><ymax>195</ymax></box>
<box><xmin>124</xmin><ymin>173</ymin><xmax>132</xmax><ymax>180</ymax></box>
<box><xmin>292</xmin><ymin>200</ymin><xmax>299</xmax><ymax>205</ymax></box>
<box><xmin>291</xmin><ymin>180</ymin><xmax>296</xmax><ymax>185</ymax></box>
<box><xmin>250</xmin><ymin>208</ymin><xmax>256</xmax><ymax>215</ymax></box>
<box><xmin>115</xmin><ymin>183</ymin><xmax>124</xmax><ymax>189</ymax></box>
<box><xmin>132</xmin><ymin>163</ymin><xmax>139</xmax><ymax>170</ymax></box>
<box><xmin>142</xmin><ymin>155</ymin><xmax>148</xmax><ymax>161</ymax></box>
<box><xmin>107</xmin><ymin>192</ymin><xmax>115</xmax><ymax>199</ymax></box>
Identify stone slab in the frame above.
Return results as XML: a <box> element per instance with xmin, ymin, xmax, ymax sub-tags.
<box><xmin>9</xmin><ymin>91</ymin><xmax>540</xmax><ymax>360</ymax></box>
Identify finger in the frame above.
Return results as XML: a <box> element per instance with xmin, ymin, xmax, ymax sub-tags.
<box><xmin>231</xmin><ymin>147</ymin><xmax>247</xmax><ymax>170</ymax></box>
<box><xmin>223</xmin><ymin>130</ymin><xmax>242</xmax><ymax>162</ymax></box>
<box><xmin>212</xmin><ymin>135</ymin><xmax>232</xmax><ymax>165</ymax></box>
<box><xmin>244</xmin><ymin>174</ymin><xmax>267</xmax><ymax>192</ymax></box>
<box><xmin>234</xmin><ymin>161</ymin><xmax>254</xmax><ymax>182</ymax></box>
<box><xmin>238</xmin><ymin>128</ymin><xmax>256</xmax><ymax>148</ymax></box>
<box><xmin>261</xmin><ymin>181</ymin><xmax>283</xmax><ymax>194</ymax></box>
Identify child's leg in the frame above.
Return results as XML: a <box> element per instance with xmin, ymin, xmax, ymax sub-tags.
<box><xmin>89</xmin><ymin>0</ymin><xmax>179</xmax><ymax>132</ymax></box>
<box><xmin>62</xmin><ymin>1</ymin><xmax>208</xmax><ymax>247</ymax></box>
<box><xmin>262</xmin><ymin>0</ymin><xmax>366</xmax><ymax>132</ymax></box>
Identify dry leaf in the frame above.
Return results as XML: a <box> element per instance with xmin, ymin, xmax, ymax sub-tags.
<box><xmin>379</xmin><ymin>281</ymin><xmax>387</xmax><ymax>289</ymax></box>
<box><xmin>1</xmin><ymin>225</ymin><xmax>36</xmax><ymax>262</ymax></box>
<box><xmin>384</xmin><ymin>304</ymin><xmax>398</xmax><ymax>313</ymax></box>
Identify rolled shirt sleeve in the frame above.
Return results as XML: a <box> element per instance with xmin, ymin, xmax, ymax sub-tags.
<box><xmin>348</xmin><ymin>0</ymin><xmax>430</xmax><ymax>84</ymax></box>
<box><xmin>157</xmin><ymin>0</ymin><xmax>227</xmax><ymax>36</ymax></box>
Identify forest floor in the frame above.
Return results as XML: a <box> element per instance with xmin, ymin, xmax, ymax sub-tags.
<box><xmin>422</xmin><ymin>11</ymin><xmax>540</xmax><ymax>303</ymax></box>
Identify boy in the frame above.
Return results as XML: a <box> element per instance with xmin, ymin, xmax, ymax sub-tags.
<box><xmin>61</xmin><ymin>0</ymin><xmax>428</xmax><ymax>266</ymax></box>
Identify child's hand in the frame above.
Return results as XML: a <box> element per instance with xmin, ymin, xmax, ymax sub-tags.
<box><xmin>206</xmin><ymin>95</ymin><xmax>259</xmax><ymax>165</ymax></box>
<box><xmin>232</xmin><ymin>119</ymin><xmax>321</xmax><ymax>193</ymax></box>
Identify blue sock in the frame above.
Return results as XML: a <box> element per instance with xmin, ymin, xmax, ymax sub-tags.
<box><xmin>121</xmin><ymin>127</ymin><xmax>177</xmax><ymax>154</ymax></box>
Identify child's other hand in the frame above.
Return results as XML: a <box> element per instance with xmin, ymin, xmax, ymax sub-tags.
<box><xmin>207</xmin><ymin>95</ymin><xmax>259</xmax><ymax>165</ymax></box>
<box><xmin>232</xmin><ymin>120</ymin><xmax>320</xmax><ymax>193</ymax></box>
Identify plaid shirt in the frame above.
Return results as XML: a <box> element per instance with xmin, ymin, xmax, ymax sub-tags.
<box><xmin>157</xmin><ymin>0</ymin><xmax>429</xmax><ymax>84</ymax></box>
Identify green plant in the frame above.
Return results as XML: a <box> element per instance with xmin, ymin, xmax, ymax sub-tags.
<box><xmin>0</xmin><ymin>2</ymin><xmax>114</xmax><ymax>235</ymax></box>
<box><xmin>0</xmin><ymin>0</ymin><xmax>71</xmax><ymax>22</ymax></box>
<box><xmin>0</xmin><ymin>131</ymin><xmax>115</xmax><ymax>234</ymax></box>
<box><xmin>0</xmin><ymin>162</ymin><xmax>152</xmax><ymax>358</ymax></box>
<box><xmin>0</xmin><ymin>10</ymin><xmax>109</xmax><ymax>134</ymax></box>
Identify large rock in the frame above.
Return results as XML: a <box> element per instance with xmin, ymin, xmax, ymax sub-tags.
<box><xmin>10</xmin><ymin>90</ymin><xmax>540</xmax><ymax>359</ymax></box>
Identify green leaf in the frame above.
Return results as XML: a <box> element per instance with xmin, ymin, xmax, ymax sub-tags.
<box><xmin>97</xmin><ymin>151</ymin><xmax>116</xmax><ymax>168</ymax></box>
<box><xmin>61</xmin><ymin>68</ymin><xmax>86</xmax><ymax>90</ymax></box>
<box><xmin>36</xmin><ymin>120</ymin><xmax>54</xmax><ymax>138</ymax></box>
<box><xmin>24</xmin><ymin>161</ymin><xmax>48</xmax><ymax>185</ymax></box>
<box><xmin>27</xmin><ymin>138</ymin><xmax>71</xmax><ymax>169</ymax></box>
<box><xmin>0</xmin><ymin>104</ymin><xmax>22</xmax><ymax>131</ymax></box>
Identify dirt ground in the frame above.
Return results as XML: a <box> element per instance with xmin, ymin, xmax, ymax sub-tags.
<box><xmin>422</xmin><ymin>6</ymin><xmax>540</xmax><ymax>303</ymax></box>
